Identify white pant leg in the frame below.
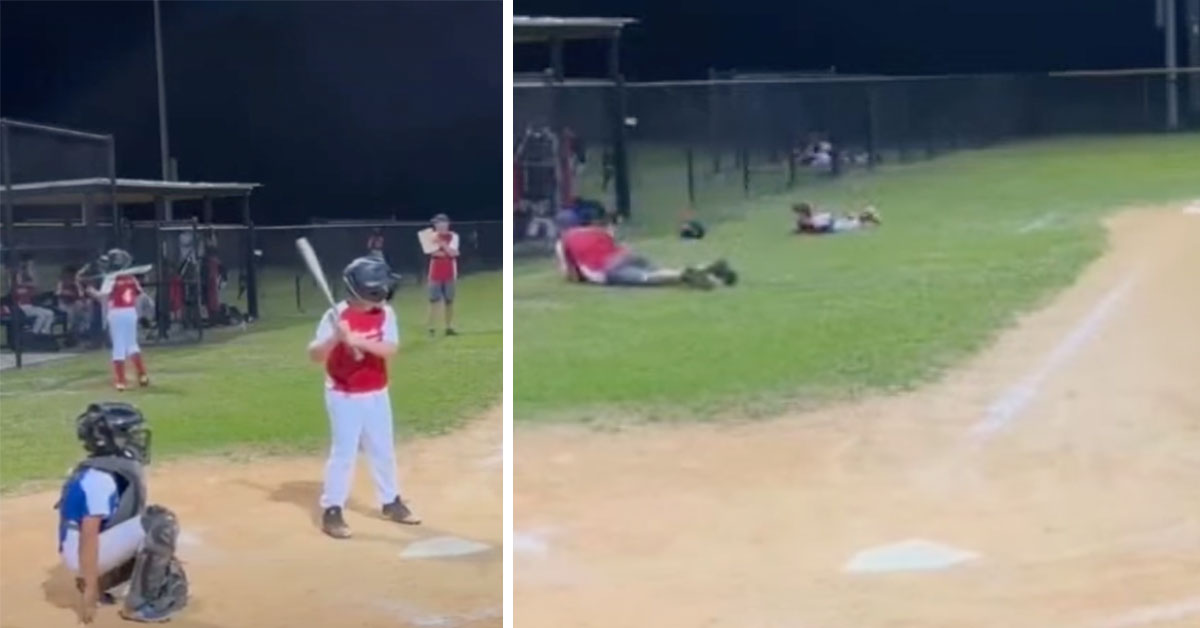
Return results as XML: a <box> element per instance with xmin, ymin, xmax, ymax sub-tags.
<box><xmin>831</xmin><ymin>217</ymin><xmax>862</xmax><ymax>233</ymax></box>
<box><xmin>320</xmin><ymin>390</ymin><xmax>366</xmax><ymax>509</ymax></box>
<box><xmin>359</xmin><ymin>390</ymin><xmax>400</xmax><ymax>506</ymax></box>
<box><xmin>107</xmin><ymin>307</ymin><xmax>139</xmax><ymax>360</ymax></box>
<box><xmin>20</xmin><ymin>305</ymin><xmax>54</xmax><ymax>334</ymax></box>
<box><xmin>60</xmin><ymin>517</ymin><xmax>146</xmax><ymax>575</ymax></box>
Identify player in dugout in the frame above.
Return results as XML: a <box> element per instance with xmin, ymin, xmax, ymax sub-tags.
<box><xmin>556</xmin><ymin>212</ymin><xmax>738</xmax><ymax>290</ymax></box>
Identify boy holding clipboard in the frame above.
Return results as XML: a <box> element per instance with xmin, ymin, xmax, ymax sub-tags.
<box><xmin>418</xmin><ymin>214</ymin><xmax>460</xmax><ymax>337</ymax></box>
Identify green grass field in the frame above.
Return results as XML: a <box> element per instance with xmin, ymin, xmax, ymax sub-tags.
<box><xmin>0</xmin><ymin>271</ymin><xmax>501</xmax><ymax>491</ymax></box>
<box><xmin>516</xmin><ymin>134</ymin><xmax>1200</xmax><ymax>422</ymax></box>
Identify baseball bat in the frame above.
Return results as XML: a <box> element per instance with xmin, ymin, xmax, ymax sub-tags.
<box><xmin>295</xmin><ymin>237</ymin><xmax>362</xmax><ymax>360</ymax></box>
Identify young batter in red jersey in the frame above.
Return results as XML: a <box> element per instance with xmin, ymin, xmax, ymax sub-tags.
<box><xmin>425</xmin><ymin>213</ymin><xmax>459</xmax><ymax>337</ymax></box>
<box><xmin>307</xmin><ymin>255</ymin><xmax>419</xmax><ymax>539</ymax></box>
<box><xmin>556</xmin><ymin>214</ymin><xmax>738</xmax><ymax>289</ymax></box>
<box><xmin>85</xmin><ymin>249</ymin><xmax>150</xmax><ymax>391</ymax></box>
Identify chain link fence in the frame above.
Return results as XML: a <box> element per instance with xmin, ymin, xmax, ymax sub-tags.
<box><xmin>1</xmin><ymin>119</ymin><xmax>118</xmax><ymax>364</ymax></box>
<box><xmin>516</xmin><ymin>68</ymin><xmax>1200</xmax><ymax>236</ymax></box>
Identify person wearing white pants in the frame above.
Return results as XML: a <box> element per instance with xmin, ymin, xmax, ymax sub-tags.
<box><xmin>90</xmin><ymin>269</ymin><xmax>150</xmax><ymax>391</ymax></box>
<box><xmin>57</xmin><ymin>402</ymin><xmax>159</xmax><ymax>623</ymax></box>
<box><xmin>19</xmin><ymin>303</ymin><xmax>56</xmax><ymax>334</ymax></box>
<box><xmin>307</xmin><ymin>255</ymin><xmax>420</xmax><ymax>539</ymax></box>
<box><xmin>13</xmin><ymin>281</ymin><xmax>55</xmax><ymax>335</ymax></box>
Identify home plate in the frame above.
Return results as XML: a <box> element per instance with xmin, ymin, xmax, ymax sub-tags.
<box><xmin>399</xmin><ymin>536</ymin><xmax>490</xmax><ymax>559</ymax></box>
<box><xmin>843</xmin><ymin>539</ymin><xmax>979</xmax><ymax>574</ymax></box>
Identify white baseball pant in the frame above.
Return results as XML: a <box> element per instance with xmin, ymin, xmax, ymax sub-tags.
<box><xmin>319</xmin><ymin>388</ymin><xmax>401</xmax><ymax>509</ymax></box>
<box><xmin>60</xmin><ymin>517</ymin><xmax>145</xmax><ymax>575</ymax></box>
<box><xmin>107</xmin><ymin>307</ymin><xmax>140</xmax><ymax>361</ymax></box>
<box><xmin>19</xmin><ymin>304</ymin><xmax>55</xmax><ymax>334</ymax></box>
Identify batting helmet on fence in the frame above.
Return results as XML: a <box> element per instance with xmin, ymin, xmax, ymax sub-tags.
<box><xmin>343</xmin><ymin>256</ymin><xmax>399</xmax><ymax>304</ymax></box>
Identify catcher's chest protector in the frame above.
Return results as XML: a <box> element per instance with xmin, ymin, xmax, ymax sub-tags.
<box><xmin>58</xmin><ymin>456</ymin><xmax>147</xmax><ymax>526</ymax></box>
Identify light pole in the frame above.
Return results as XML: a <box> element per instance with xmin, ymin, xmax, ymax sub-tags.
<box><xmin>154</xmin><ymin>0</ymin><xmax>173</xmax><ymax>218</ymax></box>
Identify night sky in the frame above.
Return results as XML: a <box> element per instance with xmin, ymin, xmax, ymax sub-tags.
<box><xmin>515</xmin><ymin>0</ymin><xmax>1176</xmax><ymax>79</ymax></box>
<box><xmin>1</xmin><ymin>0</ymin><xmax>501</xmax><ymax>225</ymax></box>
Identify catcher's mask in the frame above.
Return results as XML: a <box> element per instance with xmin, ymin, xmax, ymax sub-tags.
<box><xmin>76</xmin><ymin>402</ymin><xmax>152</xmax><ymax>464</ymax></box>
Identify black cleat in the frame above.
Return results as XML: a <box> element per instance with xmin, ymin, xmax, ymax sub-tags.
<box><xmin>681</xmin><ymin>267</ymin><xmax>716</xmax><ymax>290</ymax></box>
<box><xmin>706</xmin><ymin>259</ymin><xmax>738</xmax><ymax>286</ymax></box>
<box><xmin>321</xmin><ymin>506</ymin><xmax>351</xmax><ymax>539</ymax></box>
<box><xmin>445</xmin><ymin>328</ymin><xmax>458</xmax><ymax>337</ymax></box>
<box><xmin>382</xmin><ymin>497</ymin><xmax>422</xmax><ymax>525</ymax></box>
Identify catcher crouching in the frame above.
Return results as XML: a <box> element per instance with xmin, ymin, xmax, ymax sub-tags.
<box><xmin>56</xmin><ymin>402</ymin><xmax>189</xmax><ymax>623</ymax></box>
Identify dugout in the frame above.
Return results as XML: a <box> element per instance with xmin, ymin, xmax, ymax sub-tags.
<box><xmin>1</xmin><ymin>175</ymin><xmax>261</xmax><ymax>368</ymax></box>
<box><xmin>514</xmin><ymin>16</ymin><xmax>636</xmax><ymax>221</ymax></box>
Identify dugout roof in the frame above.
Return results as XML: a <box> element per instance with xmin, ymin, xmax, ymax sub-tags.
<box><xmin>514</xmin><ymin>16</ymin><xmax>636</xmax><ymax>43</ymax></box>
<box><xmin>0</xmin><ymin>178</ymin><xmax>260</xmax><ymax>207</ymax></box>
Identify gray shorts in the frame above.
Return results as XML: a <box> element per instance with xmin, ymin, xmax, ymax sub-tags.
<box><xmin>428</xmin><ymin>280</ymin><xmax>456</xmax><ymax>303</ymax></box>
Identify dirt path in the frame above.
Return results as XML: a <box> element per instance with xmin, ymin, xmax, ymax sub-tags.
<box><xmin>516</xmin><ymin>207</ymin><xmax>1200</xmax><ymax>628</ymax></box>
<box><xmin>1</xmin><ymin>408</ymin><xmax>500</xmax><ymax>628</ymax></box>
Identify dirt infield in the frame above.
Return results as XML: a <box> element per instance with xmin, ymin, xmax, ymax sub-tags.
<box><xmin>516</xmin><ymin>207</ymin><xmax>1200</xmax><ymax>627</ymax></box>
<box><xmin>0</xmin><ymin>409</ymin><xmax>500</xmax><ymax>628</ymax></box>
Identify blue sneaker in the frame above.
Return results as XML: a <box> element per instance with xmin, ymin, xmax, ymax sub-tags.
<box><xmin>120</xmin><ymin>604</ymin><xmax>176</xmax><ymax>623</ymax></box>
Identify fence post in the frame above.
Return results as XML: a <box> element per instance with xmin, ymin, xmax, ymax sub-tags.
<box><xmin>107</xmin><ymin>136</ymin><xmax>119</xmax><ymax>248</ymax></box>
<box><xmin>787</xmin><ymin>146</ymin><xmax>796</xmax><ymax>188</ymax></box>
<box><xmin>154</xmin><ymin>197</ymin><xmax>170</xmax><ymax>340</ymax></box>
<box><xmin>191</xmin><ymin>217</ymin><xmax>203</xmax><ymax>341</ymax></box>
<box><xmin>611</xmin><ymin>74</ymin><xmax>633</xmax><ymax>219</ymax></box>
<box><xmin>865</xmin><ymin>87</ymin><xmax>878</xmax><ymax>169</ymax></box>
<box><xmin>741</xmin><ymin>147</ymin><xmax>750</xmax><ymax>197</ymax></box>
<box><xmin>0</xmin><ymin>122</ymin><xmax>18</xmax><ymax>368</ymax></box>
<box><xmin>686</xmin><ymin>147</ymin><xmax>696</xmax><ymax>206</ymax></box>
<box><xmin>242</xmin><ymin>195</ymin><xmax>259</xmax><ymax>320</ymax></box>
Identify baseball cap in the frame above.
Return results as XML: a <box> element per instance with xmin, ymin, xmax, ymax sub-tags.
<box><xmin>431</xmin><ymin>213</ymin><xmax>450</xmax><ymax>224</ymax></box>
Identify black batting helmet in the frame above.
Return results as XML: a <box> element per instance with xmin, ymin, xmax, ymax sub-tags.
<box><xmin>98</xmin><ymin>249</ymin><xmax>133</xmax><ymax>274</ymax></box>
<box><xmin>343</xmin><ymin>256</ymin><xmax>398</xmax><ymax>304</ymax></box>
<box><xmin>76</xmin><ymin>402</ymin><xmax>152</xmax><ymax>463</ymax></box>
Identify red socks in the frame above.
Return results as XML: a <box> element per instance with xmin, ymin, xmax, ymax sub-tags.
<box><xmin>112</xmin><ymin>361</ymin><xmax>127</xmax><ymax>387</ymax></box>
<box><xmin>130</xmin><ymin>353</ymin><xmax>147</xmax><ymax>378</ymax></box>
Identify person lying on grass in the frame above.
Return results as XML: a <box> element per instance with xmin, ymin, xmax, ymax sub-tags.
<box><xmin>556</xmin><ymin>213</ymin><xmax>737</xmax><ymax>290</ymax></box>
<box><xmin>792</xmin><ymin>202</ymin><xmax>881</xmax><ymax>235</ymax></box>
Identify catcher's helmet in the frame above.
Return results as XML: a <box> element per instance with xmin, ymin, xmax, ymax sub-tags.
<box><xmin>76</xmin><ymin>402</ymin><xmax>152</xmax><ymax>463</ymax></box>
<box><xmin>98</xmin><ymin>249</ymin><xmax>134</xmax><ymax>274</ymax></box>
<box><xmin>343</xmin><ymin>256</ymin><xmax>398</xmax><ymax>304</ymax></box>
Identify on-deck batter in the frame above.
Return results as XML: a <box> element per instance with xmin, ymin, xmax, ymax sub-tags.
<box><xmin>85</xmin><ymin>249</ymin><xmax>150</xmax><ymax>391</ymax></box>
<box><xmin>307</xmin><ymin>255</ymin><xmax>421</xmax><ymax>539</ymax></box>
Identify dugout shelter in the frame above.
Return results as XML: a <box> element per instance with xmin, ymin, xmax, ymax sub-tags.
<box><xmin>1</xmin><ymin>118</ymin><xmax>261</xmax><ymax>368</ymax></box>
<box><xmin>514</xmin><ymin>16</ymin><xmax>636</xmax><ymax>219</ymax></box>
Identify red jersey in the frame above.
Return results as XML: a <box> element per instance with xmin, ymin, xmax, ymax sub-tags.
<box><xmin>109</xmin><ymin>275</ymin><xmax>142</xmax><ymax>309</ymax></box>
<box><xmin>315</xmin><ymin>302</ymin><xmax>400</xmax><ymax>394</ymax></box>
<box><xmin>560</xmin><ymin>226</ymin><xmax>626</xmax><ymax>275</ymax></box>
<box><xmin>57</xmin><ymin>279</ymin><xmax>82</xmax><ymax>304</ymax></box>
<box><xmin>427</xmin><ymin>231</ymin><xmax>459</xmax><ymax>282</ymax></box>
<box><xmin>13</xmin><ymin>283</ymin><xmax>36</xmax><ymax>306</ymax></box>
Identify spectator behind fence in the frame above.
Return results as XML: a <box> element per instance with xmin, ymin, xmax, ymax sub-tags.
<box><xmin>367</xmin><ymin>227</ymin><xmax>386</xmax><ymax>261</ymax></box>
<box><xmin>57</xmin><ymin>265</ymin><xmax>89</xmax><ymax>338</ymax></box>
<box><xmin>14</xmin><ymin>276</ymin><xmax>55</xmax><ymax>336</ymax></box>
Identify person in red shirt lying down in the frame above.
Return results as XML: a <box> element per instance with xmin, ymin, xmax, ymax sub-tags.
<box><xmin>555</xmin><ymin>213</ymin><xmax>738</xmax><ymax>290</ymax></box>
